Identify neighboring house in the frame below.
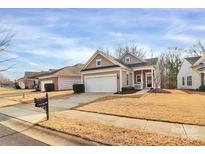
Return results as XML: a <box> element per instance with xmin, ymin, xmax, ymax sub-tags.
<box><xmin>80</xmin><ymin>50</ymin><xmax>159</xmax><ymax>92</ymax></box>
<box><xmin>17</xmin><ymin>72</ymin><xmax>42</xmax><ymax>89</ymax></box>
<box><xmin>177</xmin><ymin>54</ymin><xmax>205</xmax><ymax>89</ymax></box>
<box><xmin>38</xmin><ymin>64</ymin><xmax>83</xmax><ymax>91</ymax></box>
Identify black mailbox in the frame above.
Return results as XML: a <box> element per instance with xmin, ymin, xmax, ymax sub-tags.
<box><xmin>34</xmin><ymin>93</ymin><xmax>49</xmax><ymax>120</ymax></box>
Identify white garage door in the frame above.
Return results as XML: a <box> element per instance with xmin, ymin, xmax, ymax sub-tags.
<box><xmin>41</xmin><ymin>80</ymin><xmax>53</xmax><ymax>92</ymax></box>
<box><xmin>84</xmin><ymin>74</ymin><xmax>117</xmax><ymax>92</ymax></box>
<box><xmin>58</xmin><ymin>77</ymin><xmax>80</xmax><ymax>90</ymax></box>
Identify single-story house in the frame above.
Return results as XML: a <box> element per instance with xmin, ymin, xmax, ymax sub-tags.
<box><xmin>80</xmin><ymin>50</ymin><xmax>160</xmax><ymax>93</ymax></box>
<box><xmin>38</xmin><ymin>64</ymin><xmax>83</xmax><ymax>91</ymax></box>
<box><xmin>177</xmin><ymin>54</ymin><xmax>205</xmax><ymax>89</ymax></box>
<box><xmin>17</xmin><ymin>72</ymin><xmax>42</xmax><ymax>89</ymax></box>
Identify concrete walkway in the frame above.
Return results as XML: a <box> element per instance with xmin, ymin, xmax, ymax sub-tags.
<box><xmin>63</xmin><ymin>110</ymin><xmax>205</xmax><ymax>141</ymax></box>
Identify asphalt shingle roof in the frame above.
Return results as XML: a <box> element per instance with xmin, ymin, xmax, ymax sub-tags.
<box><xmin>125</xmin><ymin>57</ymin><xmax>158</xmax><ymax>67</ymax></box>
<box><xmin>185</xmin><ymin>56</ymin><xmax>201</xmax><ymax>65</ymax></box>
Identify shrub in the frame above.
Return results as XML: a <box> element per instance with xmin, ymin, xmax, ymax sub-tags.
<box><xmin>44</xmin><ymin>83</ymin><xmax>55</xmax><ymax>92</ymax></box>
<box><xmin>121</xmin><ymin>86</ymin><xmax>135</xmax><ymax>92</ymax></box>
<box><xmin>15</xmin><ymin>82</ymin><xmax>21</xmax><ymax>89</ymax></box>
<box><xmin>198</xmin><ymin>85</ymin><xmax>205</xmax><ymax>92</ymax></box>
<box><xmin>73</xmin><ymin>84</ymin><xmax>85</xmax><ymax>93</ymax></box>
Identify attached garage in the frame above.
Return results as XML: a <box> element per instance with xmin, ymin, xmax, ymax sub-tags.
<box><xmin>38</xmin><ymin>64</ymin><xmax>83</xmax><ymax>91</ymax></box>
<box><xmin>41</xmin><ymin>80</ymin><xmax>53</xmax><ymax>91</ymax></box>
<box><xmin>84</xmin><ymin>74</ymin><xmax>117</xmax><ymax>92</ymax></box>
<box><xmin>58</xmin><ymin>77</ymin><xmax>80</xmax><ymax>90</ymax></box>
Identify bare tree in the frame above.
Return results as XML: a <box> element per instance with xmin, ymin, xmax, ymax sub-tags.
<box><xmin>115</xmin><ymin>43</ymin><xmax>147</xmax><ymax>58</ymax></box>
<box><xmin>159</xmin><ymin>47</ymin><xmax>183</xmax><ymax>89</ymax></box>
<box><xmin>0</xmin><ymin>29</ymin><xmax>15</xmax><ymax>72</ymax></box>
<box><xmin>188</xmin><ymin>40</ymin><xmax>205</xmax><ymax>56</ymax></box>
<box><xmin>158</xmin><ymin>53</ymin><xmax>166</xmax><ymax>88</ymax></box>
<box><xmin>0</xmin><ymin>74</ymin><xmax>13</xmax><ymax>87</ymax></box>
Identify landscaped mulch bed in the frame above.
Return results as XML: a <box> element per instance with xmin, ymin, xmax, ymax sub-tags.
<box><xmin>39</xmin><ymin>113</ymin><xmax>205</xmax><ymax>146</ymax></box>
<box><xmin>148</xmin><ymin>88</ymin><xmax>171</xmax><ymax>93</ymax></box>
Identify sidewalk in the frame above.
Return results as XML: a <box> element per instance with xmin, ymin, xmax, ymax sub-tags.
<box><xmin>63</xmin><ymin>110</ymin><xmax>205</xmax><ymax>141</ymax></box>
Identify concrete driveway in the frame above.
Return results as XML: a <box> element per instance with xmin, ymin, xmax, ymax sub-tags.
<box><xmin>49</xmin><ymin>93</ymin><xmax>111</xmax><ymax>111</ymax></box>
<box><xmin>0</xmin><ymin>93</ymin><xmax>111</xmax><ymax>123</ymax></box>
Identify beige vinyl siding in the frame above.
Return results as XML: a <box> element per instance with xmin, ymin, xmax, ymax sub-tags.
<box><xmin>120</xmin><ymin>52</ymin><xmax>142</xmax><ymax>64</ymax></box>
<box><xmin>86</xmin><ymin>54</ymin><xmax>115</xmax><ymax>69</ymax></box>
<box><xmin>122</xmin><ymin>71</ymin><xmax>132</xmax><ymax>87</ymax></box>
<box><xmin>40</xmin><ymin>77</ymin><xmax>58</xmax><ymax>91</ymax></box>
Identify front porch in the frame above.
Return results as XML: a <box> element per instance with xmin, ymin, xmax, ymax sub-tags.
<box><xmin>132</xmin><ymin>69</ymin><xmax>155</xmax><ymax>89</ymax></box>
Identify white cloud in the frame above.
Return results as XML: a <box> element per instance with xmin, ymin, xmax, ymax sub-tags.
<box><xmin>28</xmin><ymin>62</ymin><xmax>40</xmax><ymax>67</ymax></box>
<box><xmin>109</xmin><ymin>32</ymin><xmax>139</xmax><ymax>39</ymax></box>
<box><xmin>163</xmin><ymin>33</ymin><xmax>196</xmax><ymax>43</ymax></box>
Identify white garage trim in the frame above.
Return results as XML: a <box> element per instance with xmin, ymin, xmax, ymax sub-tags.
<box><xmin>84</xmin><ymin>74</ymin><xmax>117</xmax><ymax>79</ymax></box>
<box><xmin>84</xmin><ymin>74</ymin><xmax>117</xmax><ymax>93</ymax></box>
<box><xmin>81</xmin><ymin>67</ymin><xmax>130</xmax><ymax>75</ymax></box>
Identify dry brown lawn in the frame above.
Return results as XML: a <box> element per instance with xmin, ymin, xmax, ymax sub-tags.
<box><xmin>77</xmin><ymin>90</ymin><xmax>205</xmax><ymax>126</ymax></box>
<box><xmin>4</xmin><ymin>90</ymin><xmax>73</xmax><ymax>103</ymax></box>
<box><xmin>0</xmin><ymin>87</ymin><xmax>34</xmax><ymax>95</ymax></box>
<box><xmin>0</xmin><ymin>87</ymin><xmax>73</xmax><ymax>107</ymax></box>
<box><xmin>39</xmin><ymin>112</ymin><xmax>205</xmax><ymax>146</ymax></box>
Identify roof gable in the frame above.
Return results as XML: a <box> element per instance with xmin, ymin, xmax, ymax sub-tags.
<box><xmin>81</xmin><ymin>50</ymin><xmax>130</xmax><ymax>71</ymax></box>
<box><xmin>192</xmin><ymin>54</ymin><xmax>205</xmax><ymax>66</ymax></box>
<box><xmin>119</xmin><ymin>51</ymin><xmax>145</xmax><ymax>64</ymax></box>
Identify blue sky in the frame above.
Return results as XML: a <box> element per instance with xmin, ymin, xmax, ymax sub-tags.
<box><xmin>1</xmin><ymin>9</ymin><xmax>205</xmax><ymax>80</ymax></box>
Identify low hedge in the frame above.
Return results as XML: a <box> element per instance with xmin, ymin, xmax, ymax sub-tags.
<box><xmin>121</xmin><ymin>86</ymin><xmax>135</xmax><ymax>92</ymax></box>
<box><xmin>198</xmin><ymin>85</ymin><xmax>205</xmax><ymax>92</ymax></box>
<box><xmin>44</xmin><ymin>83</ymin><xmax>55</xmax><ymax>92</ymax></box>
<box><xmin>73</xmin><ymin>84</ymin><xmax>85</xmax><ymax>93</ymax></box>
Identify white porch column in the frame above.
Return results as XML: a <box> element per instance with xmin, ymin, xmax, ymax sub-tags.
<box><xmin>132</xmin><ymin>72</ymin><xmax>134</xmax><ymax>87</ymax></box>
<box><xmin>119</xmin><ymin>69</ymin><xmax>122</xmax><ymax>91</ymax></box>
<box><xmin>141</xmin><ymin>70</ymin><xmax>143</xmax><ymax>89</ymax></box>
<box><xmin>81</xmin><ymin>73</ymin><xmax>83</xmax><ymax>84</ymax></box>
<box><xmin>151</xmin><ymin>69</ymin><xmax>154</xmax><ymax>88</ymax></box>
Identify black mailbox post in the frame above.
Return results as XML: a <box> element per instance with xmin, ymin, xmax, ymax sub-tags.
<box><xmin>34</xmin><ymin>93</ymin><xmax>49</xmax><ymax>120</ymax></box>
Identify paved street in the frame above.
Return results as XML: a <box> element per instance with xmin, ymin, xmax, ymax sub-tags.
<box><xmin>0</xmin><ymin>114</ymin><xmax>47</xmax><ymax>146</ymax></box>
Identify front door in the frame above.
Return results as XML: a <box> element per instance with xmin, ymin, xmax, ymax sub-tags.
<box><xmin>146</xmin><ymin>73</ymin><xmax>152</xmax><ymax>88</ymax></box>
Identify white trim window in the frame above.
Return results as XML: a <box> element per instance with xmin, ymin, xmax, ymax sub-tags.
<box><xmin>182</xmin><ymin>77</ymin><xmax>185</xmax><ymax>86</ymax></box>
<box><xmin>136</xmin><ymin>74</ymin><xmax>141</xmax><ymax>83</ymax></box>
<box><xmin>187</xmin><ymin>76</ymin><xmax>192</xmax><ymax>86</ymax></box>
<box><xmin>125</xmin><ymin>57</ymin><xmax>131</xmax><ymax>64</ymax></box>
<box><xmin>96</xmin><ymin>59</ymin><xmax>102</xmax><ymax>67</ymax></box>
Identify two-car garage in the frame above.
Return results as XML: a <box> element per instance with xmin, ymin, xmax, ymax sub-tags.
<box><xmin>84</xmin><ymin>74</ymin><xmax>118</xmax><ymax>92</ymax></box>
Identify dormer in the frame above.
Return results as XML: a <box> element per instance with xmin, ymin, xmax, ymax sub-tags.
<box><xmin>119</xmin><ymin>51</ymin><xmax>144</xmax><ymax>64</ymax></box>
